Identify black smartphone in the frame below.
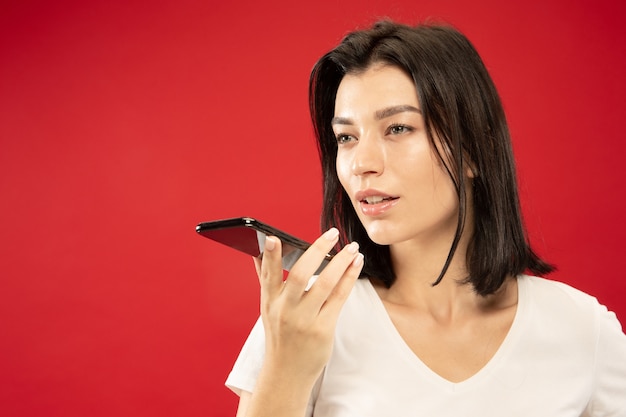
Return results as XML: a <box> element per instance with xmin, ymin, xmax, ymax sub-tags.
<box><xmin>195</xmin><ymin>217</ymin><xmax>333</xmax><ymax>272</ymax></box>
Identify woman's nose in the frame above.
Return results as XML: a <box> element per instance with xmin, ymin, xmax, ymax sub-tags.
<box><xmin>351</xmin><ymin>134</ymin><xmax>383</xmax><ymax>176</ymax></box>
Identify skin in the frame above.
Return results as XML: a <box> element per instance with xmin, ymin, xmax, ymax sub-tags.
<box><xmin>236</xmin><ymin>63</ymin><xmax>517</xmax><ymax>416</ymax></box>
<box><xmin>237</xmin><ymin>232</ymin><xmax>364</xmax><ymax>417</ymax></box>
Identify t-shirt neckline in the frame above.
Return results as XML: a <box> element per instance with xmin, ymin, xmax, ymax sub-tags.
<box><xmin>360</xmin><ymin>275</ymin><xmax>529</xmax><ymax>392</ymax></box>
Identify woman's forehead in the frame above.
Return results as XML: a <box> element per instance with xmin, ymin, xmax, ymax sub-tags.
<box><xmin>335</xmin><ymin>65</ymin><xmax>419</xmax><ymax>117</ymax></box>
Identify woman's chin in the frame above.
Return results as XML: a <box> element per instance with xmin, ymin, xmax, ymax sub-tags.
<box><xmin>363</xmin><ymin>227</ymin><xmax>396</xmax><ymax>246</ymax></box>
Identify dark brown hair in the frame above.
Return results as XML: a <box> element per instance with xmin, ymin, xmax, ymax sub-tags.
<box><xmin>309</xmin><ymin>20</ymin><xmax>553</xmax><ymax>296</ymax></box>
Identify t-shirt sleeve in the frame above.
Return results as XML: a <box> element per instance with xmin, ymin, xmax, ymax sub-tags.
<box><xmin>225</xmin><ymin>317</ymin><xmax>266</xmax><ymax>396</ymax></box>
<box><xmin>224</xmin><ymin>316</ymin><xmax>320</xmax><ymax>416</ymax></box>
<box><xmin>586</xmin><ymin>305</ymin><xmax>626</xmax><ymax>416</ymax></box>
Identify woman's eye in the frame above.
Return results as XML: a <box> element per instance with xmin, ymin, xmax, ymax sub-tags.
<box><xmin>335</xmin><ymin>134</ymin><xmax>355</xmax><ymax>145</ymax></box>
<box><xmin>388</xmin><ymin>124</ymin><xmax>411</xmax><ymax>135</ymax></box>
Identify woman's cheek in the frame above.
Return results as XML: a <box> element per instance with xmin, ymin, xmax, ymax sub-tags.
<box><xmin>336</xmin><ymin>154</ymin><xmax>351</xmax><ymax>191</ymax></box>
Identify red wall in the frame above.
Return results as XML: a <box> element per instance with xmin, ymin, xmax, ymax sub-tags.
<box><xmin>1</xmin><ymin>0</ymin><xmax>624</xmax><ymax>415</ymax></box>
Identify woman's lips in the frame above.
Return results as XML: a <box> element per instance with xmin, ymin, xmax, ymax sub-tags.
<box><xmin>361</xmin><ymin>195</ymin><xmax>397</xmax><ymax>204</ymax></box>
<box><xmin>355</xmin><ymin>190</ymin><xmax>399</xmax><ymax>216</ymax></box>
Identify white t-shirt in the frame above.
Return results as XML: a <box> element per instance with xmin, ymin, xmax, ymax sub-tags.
<box><xmin>226</xmin><ymin>276</ymin><xmax>626</xmax><ymax>416</ymax></box>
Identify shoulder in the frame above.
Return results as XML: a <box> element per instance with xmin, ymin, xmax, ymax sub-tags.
<box><xmin>516</xmin><ymin>276</ymin><xmax>626</xmax><ymax>414</ymax></box>
<box><xmin>519</xmin><ymin>275</ymin><xmax>623</xmax><ymax>341</ymax></box>
<box><xmin>520</xmin><ymin>275</ymin><xmax>605</xmax><ymax>312</ymax></box>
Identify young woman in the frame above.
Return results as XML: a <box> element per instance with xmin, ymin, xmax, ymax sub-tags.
<box><xmin>226</xmin><ymin>21</ymin><xmax>626</xmax><ymax>416</ymax></box>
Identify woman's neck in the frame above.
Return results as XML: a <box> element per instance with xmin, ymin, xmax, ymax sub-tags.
<box><xmin>379</xmin><ymin>221</ymin><xmax>515</xmax><ymax>321</ymax></box>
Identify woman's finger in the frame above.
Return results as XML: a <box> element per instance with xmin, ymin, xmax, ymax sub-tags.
<box><xmin>282</xmin><ymin>228</ymin><xmax>340</xmax><ymax>299</ymax></box>
<box><xmin>258</xmin><ymin>236</ymin><xmax>284</xmax><ymax>300</ymax></box>
<box><xmin>318</xmin><ymin>251</ymin><xmax>363</xmax><ymax>321</ymax></box>
<box><xmin>303</xmin><ymin>241</ymin><xmax>362</xmax><ymax>311</ymax></box>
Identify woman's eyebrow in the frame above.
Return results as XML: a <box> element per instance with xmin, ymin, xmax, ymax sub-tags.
<box><xmin>331</xmin><ymin>116</ymin><xmax>353</xmax><ymax>126</ymax></box>
<box><xmin>375</xmin><ymin>105</ymin><xmax>421</xmax><ymax>120</ymax></box>
<box><xmin>331</xmin><ymin>105</ymin><xmax>422</xmax><ymax>126</ymax></box>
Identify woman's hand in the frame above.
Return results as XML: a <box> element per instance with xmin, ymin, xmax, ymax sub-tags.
<box><xmin>247</xmin><ymin>228</ymin><xmax>363</xmax><ymax>416</ymax></box>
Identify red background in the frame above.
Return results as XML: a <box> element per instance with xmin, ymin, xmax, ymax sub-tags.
<box><xmin>1</xmin><ymin>0</ymin><xmax>624</xmax><ymax>415</ymax></box>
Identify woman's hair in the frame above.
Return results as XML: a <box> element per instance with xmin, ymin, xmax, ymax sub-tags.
<box><xmin>309</xmin><ymin>20</ymin><xmax>553</xmax><ymax>296</ymax></box>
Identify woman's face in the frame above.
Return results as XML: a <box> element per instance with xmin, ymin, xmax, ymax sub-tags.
<box><xmin>334</xmin><ymin>63</ymin><xmax>463</xmax><ymax>249</ymax></box>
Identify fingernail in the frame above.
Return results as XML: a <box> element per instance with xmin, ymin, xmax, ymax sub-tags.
<box><xmin>323</xmin><ymin>228</ymin><xmax>340</xmax><ymax>241</ymax></box>
<box><xmin>346</xmin><ymin>241</ymin><xmax>359</xmax><ymax>254</ymax></box>
<box><xmin>352</xmin><ymin>253</ymin><xmax>364</xmax><ymax>267</ymax></box>
<box><xmin>265</xmin><ymin>236</ymin><xmax>276</xmax><ymax>251</ymax></box>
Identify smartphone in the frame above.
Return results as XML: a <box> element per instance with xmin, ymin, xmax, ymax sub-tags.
<box><xmin>195</xmin><ymin>217</ymin><xmax>333</xmax><ymax>273</ymax></box>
